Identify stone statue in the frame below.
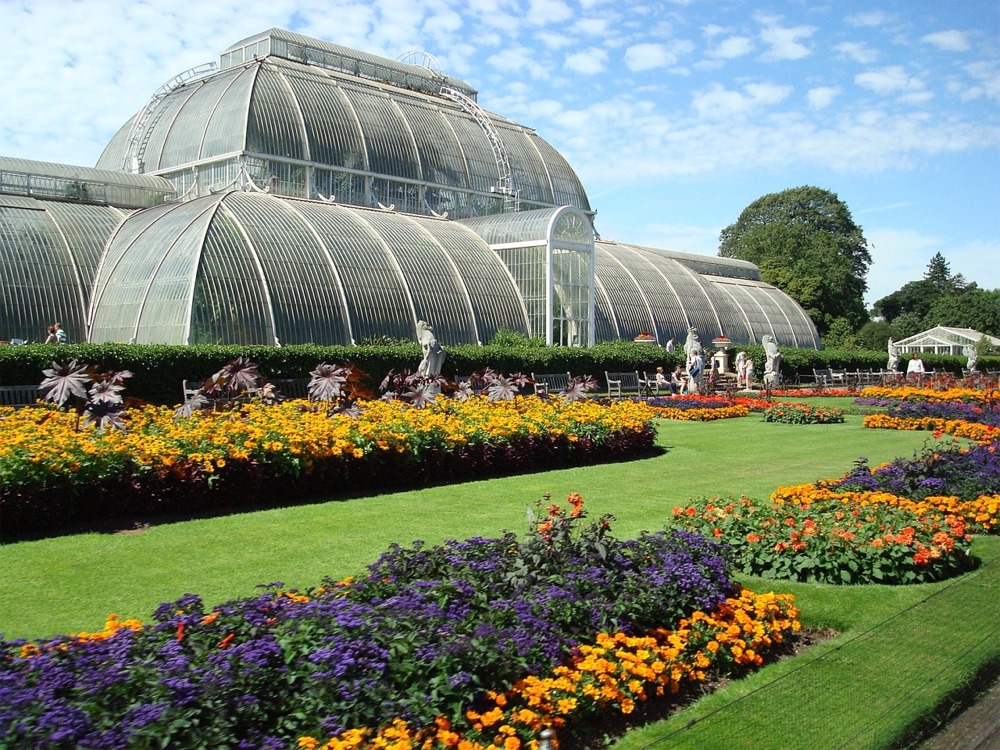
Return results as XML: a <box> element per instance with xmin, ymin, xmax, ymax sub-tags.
<box><xmin>683</xmin><ymin>327</ymin><xmax>703</xmax><ymax>366</ymax></box>
<box><xmin>683</xmin><ymin>327</ymin><xmax>705</xmax><ymax>391</ymax></box>
<box><xmin>762</xmin><ymin>335</ymin><xmax>782</xmax><ymax>388</ymax></box>
<box><xmin>964</xmin><ymin>344</ymin><xmax>978</xmax><ymax>373</ymax></box>
<box><xmin>887</xmin><ymin>338</ymin><xmax>900</xmax><ymax>372</ymax></box>
<box><xmin>416</xmin><ymin>320</ymin><xmax>446</xmax><ymax>376</ymax></box>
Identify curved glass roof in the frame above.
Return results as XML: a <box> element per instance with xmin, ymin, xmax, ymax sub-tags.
<box><xmin>0</xmin><ymin>156</ymin><xmax>174</xmax><ymax>209</ymax></box>
<box><xmin>1</xmin><ymin>29</ymin><xmax>822</xmax><ymax>352</ymax></box>
<box><xmin>594</xmin><ymin>240</ymin><xmax>819</xmax><ymax>348</ymax></box>
<box><xmin>221</xmin><ymin>28</ymin><xmax>479</xmax><ymax>100</ymax></box>
<box><xmin>0</xmin><ymin>195</ymin><xmax>130</xmax><ymax>343</ymax></box>
<box><xmin>88</xmin><ymin>191</ymin><xmax>529</xmax><ymax>346</ymax></box>
<box><xmin>97</xmin><ymin>51</ymin><xmax>589</xmax><ymax>218</ymax></box>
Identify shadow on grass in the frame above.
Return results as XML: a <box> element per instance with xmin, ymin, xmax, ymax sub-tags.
<box><xmin>2</xmin><ymin>445</ymin><xmax>669</xmax><ymax>544</ymax></box>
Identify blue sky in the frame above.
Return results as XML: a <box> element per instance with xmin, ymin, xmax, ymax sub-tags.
<box><xmin>1</xmin><ymin>0</ymin><xmax>997</xmax><ymax>306</ymax></box>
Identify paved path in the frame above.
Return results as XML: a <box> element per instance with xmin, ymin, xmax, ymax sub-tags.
<box><xmin>917</xmin><ymin>675</ymin><xmax>1000</xmax><ymax>750</ymax></box>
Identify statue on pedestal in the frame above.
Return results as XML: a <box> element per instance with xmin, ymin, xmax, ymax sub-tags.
<box><xmin>763</xmin><ymin>335</ymin><xmax>782</xmax><ymax>388</ymax></box>
<box><xmin>683</xmin><ymin>327</ymin><xmax>705</xmax><ymax>391</ymax></box>
<box><xmin>416</xmin><ymin>320</ymin><xmax>446</xmax><ymax>377</ymax></box>
<box><xmin>964</xmin><ymin>344</ymin><xmax>978</xmax><ymax>373</ymax></box>
<box><xmin>887</xmin><ymin>338</ymin><xmax>900</xmax><ymax>372</ymax></box>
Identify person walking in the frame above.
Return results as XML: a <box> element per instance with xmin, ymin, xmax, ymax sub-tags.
<box><xmin>43</xmin><ymin>325</ymin><xmax>58</xmax><ymax>344</ymax></box>
<box><xmin>54</xmin><ymin>322</ymin><xmax>68</xmax><ymax>344</ymax></box>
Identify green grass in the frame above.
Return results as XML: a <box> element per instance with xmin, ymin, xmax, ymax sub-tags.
<box><xmin>2</xmin><ymin>412</ymin><xmax>998</xmax><ymax>749</ymax></box>
<box><xmin>0</xmin><ymin>414</ymin><xmax>934</xmax><ymax>639</ymax></box>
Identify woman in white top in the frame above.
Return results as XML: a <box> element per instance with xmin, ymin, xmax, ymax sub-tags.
<box><xmin>906</xmin><ymin>352</ymin><xmax>925</xmax><ymax>380</ymax></box>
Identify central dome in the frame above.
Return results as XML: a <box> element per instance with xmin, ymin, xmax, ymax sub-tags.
<box><xmin>96</xmin><ymin>29</ymin><xmax>590</xmax><ymax>220</ymax></box>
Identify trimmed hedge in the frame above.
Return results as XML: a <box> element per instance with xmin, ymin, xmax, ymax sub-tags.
<box><xmin>0</xmin><ymin>342</ymin><xmax>995</xmax><ymax>405</ymax></box>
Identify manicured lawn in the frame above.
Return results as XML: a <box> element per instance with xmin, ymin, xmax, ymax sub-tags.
<box><xmin>0</xmin><ymin>413</ymin><xmax>936</xmax><ymax>640</ymax></box>
<box><xmin>1</xmin><ymin>410</ymin><xmax>997</xmax><ymax>750</ymax></box>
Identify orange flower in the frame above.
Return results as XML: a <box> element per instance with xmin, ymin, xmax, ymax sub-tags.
<box><xmin>218</xmin><ymin>633</ymin><xmax>235</xmax><ymax>649</ymax></box>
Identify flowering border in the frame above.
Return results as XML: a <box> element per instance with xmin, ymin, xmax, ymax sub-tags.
<box><xmin>299</xmin><ymin>587</ymin><xmax>800</xmax><ymax>750</ymax></box>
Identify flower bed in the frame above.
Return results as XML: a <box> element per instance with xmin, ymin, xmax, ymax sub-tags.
<box><xmin>762</xmin><ymin>402</ymin><xmax>845</xmax><ymax>424</ymax></box>
<box><xmin>670</xmin><ymin>496</ymin><xmax>976</xmax><ymax>584</ymax></box>
<box><xmin>0</xmin><ymin>497</ymin><xmax>800</xmax><ymax>749</ymax></box>
<box><xmin>0</xmin><ymin>397</ymin><xmax>657</xmax><ymax>534</ymax></box>
<box><xmin>859</xmin><ymin>386</ymin><xmax>1000</xmax><ymax>405</ymax></box>
<box><xmin>300</xmin><ymin>588</ymin><xmax>800</xmax><ymax>749</ymax></box>
<box><xmin>772</xmin><ymin>438</ymin><xmax>1000</xmax><ymax>534</ymax></box>
<box><xmin>644</xmin><ymin>395</ymin><xmax>750</xmax><ymax>421</ymax></box>
<box><xmin>862</xmin><ymin>413</ymin><xmax>998</xmax><ymax>443</ymax></box>
<box><xmin>853</xmin><ymin>398</ymin><xmax>1000</xmax><ymax>428</ymax></box>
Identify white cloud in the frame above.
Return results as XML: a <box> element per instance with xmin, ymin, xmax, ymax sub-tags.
<box><xmin>709</xmin><ymin>36</ymin><xmax>753</xmax><ymax>60</ymax></box>
<box><xmin>526</xmin><ymin>0</ymin><xmax>573</xmax><ymax>26</ymax></box>
<box><xmin>702</xmin><ymin>24</ymin><xmax>730</xmax><ymax>40</ymax></box>
<box><xmin>757</xmin><ymin>16</ymin><xmax>816</xmax><ymax>61</ymax></box>
<box><xmin>921</xmin><ymin>30</ymin><xmax>971</xmax><ymax>53</ymax></box>
<box><xmin>623</xmin><ymin>40</ymin><xmax>694</xmax><ymax>71</ymax></box>
<box><xmin>835</xmin><ymin>41</ymin><xmax>879</xmax><ymax>65</ymax></box>
<box><xmin>691</xmin><ymin>82</ymin><xmax>792</xmax><ymax>120</ymax></box>
<box><xmin>573</xmin><ymin>16</ymin><xmax>613</xmax><ymax>36</ymax></box>
<box><xmin>846</xmin><ymin>10</ymin><xmax>889</xmax><ymax>28</ymax></box>
<box><xmin>807</xmin><ymin>86</ymin><xmax>840</xmax><ymax>109</ymax></box>
<box><xmin>486</xmin><ymin>46</ymin><xmax>540</xmax><ymax>76</ymax></box>
<box><xmin>536</xmin><ymin>31</ymin><xmax>571</xmax><ymax>49</ymax></box>
<box><xmin>962</xmin><ymin>60</ymin><xmax>1000</xmax><ymax>102</ymax></box>
<box><xmin>565</xmin><ymin>48</ymin><xmax>608</xmax><ymax>75</ymax></box>
<box><xmin>624</xmin><ymin>43</ymin><xmax>667</xmax><ymax>71</ymax></box>
<box><xmin>855</xmin><ymin>66</ymin><xmax>927</xmax><ymax>97</ymax></box>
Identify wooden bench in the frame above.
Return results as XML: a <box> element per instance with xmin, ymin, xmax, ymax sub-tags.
<box><xmin>531</xmin><ymin>372</ymin><xmax>572</xmax><ymax>397</ymax></box>
<box><xmin>0</xmin><ymin>385</ymin><xmax>43</xmax><ymax>408</ymax></box>
<box><xmin>605</xmin><ymin>371</ymin><xmax>642</xmax><ymax>398</ymax></box>
<box><xmin>811</xmin><ymin>368</ymin><xmax>833</xmax><ymax>386</ymax></box>
<box><xmin>271</xmin><ymin>378</ymin><xmax>311</xmax><ymax>399</ymax></box>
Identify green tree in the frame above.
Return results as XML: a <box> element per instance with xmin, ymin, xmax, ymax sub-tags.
<box><xmin>718</xmin><ymin>186</ymin><xmax>871</xmax><ymax>334</ymax></box>
<box><xmin>922</xmin><ymin>286</ymin><xmax>1000</xmax><ymax>336</ymax></box>
<box><xmin>873</xmin><ymin>253</ymin><xmax>967</xmax><ymax>323</ymax></box>
<box><xmin>822</xmin><ymin>317</ymin><xmax>858</xmax><ymax>349</ymax></box>
<box><xmin>855</xmin><ymin>320</ymin><xmax>899</xmax><ymax>352</ymax></box>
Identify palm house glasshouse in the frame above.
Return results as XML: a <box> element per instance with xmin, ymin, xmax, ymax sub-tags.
<box><xmin>0</xmin><ymin>28</ymin><xmax>819</xmax><ymax>349</ymax></box>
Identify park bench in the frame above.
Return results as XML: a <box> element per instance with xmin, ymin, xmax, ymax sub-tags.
<box><xmin>0</xmin><ymin>384</ymin><xmax>43</xmax><ymax>408</ymax></box>
<box><xmin>811</xmin><ymin>368</ymin><xmax>833</xmax><ymax>386</ymax></box>
<box><xmin>531</xmin><ymin>372</ymin><xmax>572</xmax><ymax>397</ymax></box>
<box><xmin>639</xmin><ymin>371</ymin><xmax>666</xmax><ymax>396</ymax></box>
<box><xmin>605</xmin><ymin>371</ymin><xmax>642</xmax><ymax>398</ymax></box>
<box><xmin>271</xmin><ymin>378</ymin><xmax>310</xmax><ymax>399</ymax></box>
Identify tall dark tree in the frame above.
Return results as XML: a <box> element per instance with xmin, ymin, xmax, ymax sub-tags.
<box><xmin>873</xmin><ymin>253</ymin><xmax>968</xmax><ymax>323</ymax></box>
<box><xmin>922</xmin><ymin>286</ymin><xmax>1000</xmax><ymax>336</ymax></box>
<box><xmin>718</xmin><ymin>186</ymin><xmax>871</xmax><ymax>334</ymax></box>
<box><xmin>923</xmin><ymin>252</ymin><xmax>966</xmax><ymax>295</ymax></box>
